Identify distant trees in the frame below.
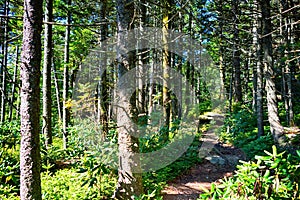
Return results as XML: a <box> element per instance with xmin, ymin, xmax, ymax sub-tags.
<box><xmin>208</xmin><ymin>0</ymin><xmax>300</xmax><ymax>143</ymax></box>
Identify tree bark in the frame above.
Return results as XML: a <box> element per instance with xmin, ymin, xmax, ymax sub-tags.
<box><xmin>1</xmin><ymin>0</ymin><xmax>9</xmax><ymax>123</ymax></box>
<box><xmin>232</xmin><ymin>0</ymin><xmax>242</xmax><ymax>103</ymax></box>
<box><xmin>52</xmin><ymin>64</ymin><xmax>62</xmax><ymax>121</ymax></box>
<box><xmin>63</xmin><ymin>0</ymin><xmax>71</xmax><ymax>149</ymax></box>
<box><xmin>114</xmin><ymin>0</ymin><xmax>143</xmax><ymax>198</ymax></box>
<box><xmin>99</xmin><ymin>0</ymin><xmax>109</xmax><ymax>136</ymax></box>
<box><xmin>9</xmin><ymin>46</ymin><xmax>19</xmax><ymax>121</ymax></box>
<box><xmin>162</xmin><ymin>7</ymin><xmax>170</xmax><ymax>139</ymax></box>
<box><xmin>43</xmin><ymin>0</ymin><xmax>53</xmax><ymax>147</ymax></box>
<box><xmin>184</xmin><ymin>13</ymin><xmax>192</xmax><ymax>117</ymax></box>
<box><xmin>20</xmin><ymin>0</ymin><xmax>43</xmax><ymax>199</ymax></box>
<box><xmin>254</xmin><ymin>0</ymin><xmax>264</xmax><ymax>137</ymax></box>
<box><xmin>260</xmin><ymin>0</ymin><xmax>284</xmax><ymax>144</ymax></box>
<box><xmin>281</xmin><ymin>0</ymin><xmax>294</xmax><ymax>126</ymax></box>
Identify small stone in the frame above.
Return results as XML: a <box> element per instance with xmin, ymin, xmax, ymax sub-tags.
<box><xmin>205</xmin><ymin>155</ymin><xmax>226</xmax><ymax>165</ymax></box>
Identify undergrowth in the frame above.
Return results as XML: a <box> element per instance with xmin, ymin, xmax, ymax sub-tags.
<box><xmin>200</xmin><ymin>145</ymin><xmax>300</xmax><ymax>200</ymax></box>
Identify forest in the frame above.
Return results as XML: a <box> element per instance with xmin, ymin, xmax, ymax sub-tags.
<box><xmin>0</xmin><ymin>0</ymin><xmax>300</xmax><ymax>199</ymax></box>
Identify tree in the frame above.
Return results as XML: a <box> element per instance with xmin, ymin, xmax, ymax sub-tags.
<box><xmin>113</xmin><ymin>0</ymin><xmax>143</xmax><ymax>198</ymax></box>
<box><xmin>280</xmin><ymin>0</ymin><xmax>294</xmax><ymax>126</ymax></box>
<box><xmin>42</xmin><ymin>0</ymin><xmax>54</xmax><ymax>147</ymax></box>
<box><xmin>19</xmin><ymin>0</ymin><xmax>43</xmax><ymax>199</ymax></box>
<box><xmin>99</xmin><ymin>0</ymin><xmax>109</xmax><ymax>136</ymax></box>
<box><xmin>0</xmin><ymin>0</ymin><xmax>9</xmax><ymax>123</ymax></box>
<box><xmin>63</xmin><ymin>0</ymin><xmax>71</xmax><ymax>149</ymax></box>
<box><xmin>9</xmin><ymin>46</ymin><xmax>19</xmax><ymax>121</ymax></box>
<box><xmin>162</xmin><ymin>0</ymin><xmax>171</xmax><ymax>139</ymax></box>
<box><xmin>232</xmin><ymin>0</ymin><xmax>242</xmax><ymax>103</ymax></box>
<box><xmin>253</xmin><ymin>0</ymin><xmax>264</xmax><ymax>137</ymax></box>
<box><xmin>260</xmin><ymin>0</ymin><xmax>284</xmax><ymax>144</ymax></box>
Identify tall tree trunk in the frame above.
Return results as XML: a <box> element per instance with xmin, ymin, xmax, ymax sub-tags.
<box><xmin>9</xmin><ymin>46</ymin><xmax>19</xmax><ymax>121</ymax></box>
<box><xmin>136</xmin><ymin>1</ymin><xmax>147</xmax><ymax>119</ymax></box>
<box><xmin>52</xmin><ymin>64</ymin><xmax>62</xmax><ymax>121</ymax></box>
<box><xmin>63</xmin><ymin>0</ymin><xmax>71</xmax><ymax>149</ymax></box>
<box><xmin>114</xmin><ymin>0</ymin><xmax>143</xmax><ymax>198</ymax></box>
<box><xmin>217</xmin><ymin>0</ymin><xmax>226</xmax><ymax>101</ymax></box>
<box><xmin>228</xmin><ymin>67</ymin><xmax>234</xmax><ymax>113</ymax></box>
<box><xmin>281</xmin><ymin>0</ymin><xmax>294</xmax><ymax>126</ymax></box>
<box><xmin>260</xmin><ymin>0</ymin><xmax>284</xmax><ymax>144</ymax></box>
<box><xmin>99</xmin><ymin>0</ymin><xmax>109</xmax><ymax>136</ymax></box>
<box><xmin>20</xmin><ymin>0</ymin><xmax>43</xmax><ymax>199</ymax></box>
<box><xmin>232</xmin><ymin>0</ymin><xmax>242</xmax><ymax>103</ymax></box>
<box><xmin>176</xmin><ymin>11</ymin><xmax>183</xmax><ymax>119</ymax></box>
<box><xmin>162</xmin><ymin>6</ymin><xmax>170</xmax><ymax>139</ymax></box>
<box><xmin>43</xmin><ymin>0</ymin><xmax>53</xmax><ymax>147</ymax></box>
<box><xmin>219</xmin><ymin>46</ymin><xmax>226</xmax><ymax>101</ymax></box>
<box><xmin>254</xmin><ymin>0</ymin><xmax>264</xmax><ymax>137</ymax></box>
<box><xmin>147</xmin><ymin>61</ymin><xmax>154</xmax><ymax>122</ymax></box>
<box><xmin>184</xmin><ymin>13</ymin><xmax>192</xmax><ymax>117</ymax></box>
<box><xmin>0</xmin><ymin>5</ymin><xmax>3</xmax><ymax>118</ymax></box>
<box><xmin>1</xmin><ymin>0</ymin><xmax>9</xmax><ymax>123</ymax></box>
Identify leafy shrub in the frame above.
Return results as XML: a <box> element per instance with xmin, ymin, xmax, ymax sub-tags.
<box><xmin>0</xmin><ymin>149</ymin><xmax>20</xmax><ymax>198</ymax></box>
<box><xmin>0</xmin><ymin>184</ymin><xmax>19</xmax><ymax>200</ymax></box>
<box><xmin>188</xmin><ymin>101</ymin><xmax>212</xmax><ymax>119</ymax></box>
<box><xmin>77</xmin><ymin>152</ymin><xmax>117</xmax><ymax>199</ymax></box>
<box><xmin>133</xmin><ymin>190</ymin><xmax>162</xmax><ymax>200</ymax></box>
<box><xmin>0</xmin><ymin>120</ymin><xmax>20</xmax><ymax>149</ymax></box>
<box><xmin>218</xmin><ymin>107</ymin><xmax>276</xmax><ymax>160</ymax></box>
<box><xmin>42</xmin><ymin>168</ymin><xmax>114</xmax><ymax>200</ymax></box>
<box><xmin>219</xmin><ymin>108</ymin><xmax>257</xmax><ymax>146</ymax></box>
<box><xmin>0</xmin><ymin>152</ymin><xmax>19</xmax><ymax>185</ymax></box>
<box><xmin>200</xmin><ymin>146</ymin><xmax>300</xmax><ymax>200</ymax></box>
<box><xmin>0</xmin><ymin>121</ymin><xmax>20</xmax><ymax>199</ymax></box>
<box><xmin>294</xmin><ymin>103</ymin><xmax>300</xmax><ymax>126</ymax></box>
<box><xmin>242</xmin><ymin>134</ymin><xmax>274</xmax><ymax>159</ymax></box>
<box><xmin>40</xmin><ymin>126</ymin><xmax>87</xmax><ymax>171</ymax></box>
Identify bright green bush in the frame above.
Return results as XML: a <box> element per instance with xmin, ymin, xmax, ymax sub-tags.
<box><xmin>0</xmin><ymin>184</ymin><xmax>19</xmax><ymax>200</ymax></box>
<box><xmin>200</xmin><ymin>146</ymin><xmax>300</xmax><ymax>200</ymax></box>
<box><xmin>77</xmin><ymin>152</ymin><xmax>117</xmax><ymax>198</ymax></box>
<box><xmin>42</xmin><ymin>168</ymin><xmax>116</xmax><ymax>200</ymax></box>
<box><xmin>0</xmin><ymin>157</ymin><xmax>19</xmax><ymax>199</ymax></box>
<box><xmin>219</xmin><ymin>108</ymin><xmax>257</xmax><ymax>146</ymax></box>
<box><xmin>217</xmin><ymin>107</ymin><xmax>276</xmax><ymax>160</ymax></box>
<box><xmin>241</xmin><ymin>134</ymin><xmax>274</xmax><ymax>160</ymax></box>
<box><xmin>0</xmin><ymin>120</ymin><xmax>20</xmax><ymax>149</ymax></box>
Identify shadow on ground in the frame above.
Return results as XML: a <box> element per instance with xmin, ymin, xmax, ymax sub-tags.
<box><xmin>162</xmin><ymin>143</ymin><xmax>246</xmax><ymax>200</ymax></box>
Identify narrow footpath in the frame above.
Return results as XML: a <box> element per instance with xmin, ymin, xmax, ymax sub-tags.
<box><xmin>162</xmin><ymin>113</ymin><xmax>246</xmax><ymax>200</ymax></box>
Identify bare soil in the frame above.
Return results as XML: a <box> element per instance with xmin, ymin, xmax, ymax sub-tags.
<box><xmin>162</xmin><ymin>143</ymin><xmax>246</xmax><ymax>200</ymax></box>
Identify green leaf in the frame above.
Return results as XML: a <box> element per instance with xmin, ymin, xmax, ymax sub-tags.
<box><xmin>199</xmin><ymin>185</ymin><xmax>210</xmax><ymax>193</ymax></box>
<box><xmin>296</xmin><ymin>150</ymin><xmax>300</xmax><ymax>158</ymax></box>
<box><xmin>81</xmin><ymin>179</ymin><xmax>89</xmax><ymax>187</ymax></box>
<box><xmin>77</xmin><ymin>168</ymin><xmax>88</xmax><ymax>173</ymax></box>
<box><xmin>263</xmin><ymin>150</ymin><xmax>273</xmax><ymax>157</ymax></box>
<box><xmin>263</xmin><ymin>170</ymin><xmax>270</xmax><ymax>178</ymax></box>
<box><xmin>272</xmin><ymin>145</ymin><xmax>277</xmax><ymax>157</ymax></box>
<box><xmin>89</xmin><ymin>177</ymin><xmax>97</xmax><ymax>187</ymax></box>
<box><xmin>211</xmin><ymin>183</ymin><xmax>216</xmax><ymax>193</ymax></box>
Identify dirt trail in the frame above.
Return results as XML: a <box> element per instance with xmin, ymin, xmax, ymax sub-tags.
<box><xmin>162</xmin><ymin>143</ymin><xmax>246</xmax><ymax>200</ymax></box>
<box><xmin>162</xmin><ymin>113</ymin><xmax>246</xmax><ymax>200</ymax></box>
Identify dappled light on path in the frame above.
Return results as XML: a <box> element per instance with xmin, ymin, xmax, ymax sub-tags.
<box><xmin>162</xmin><ymin>143</ymin><xmax>246</xmax><ymax>200</ymax></box>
